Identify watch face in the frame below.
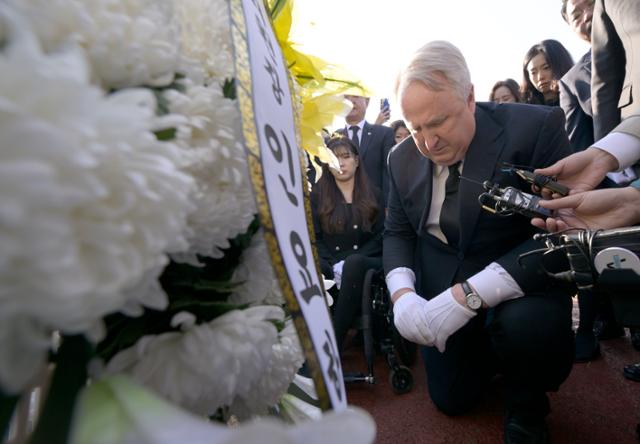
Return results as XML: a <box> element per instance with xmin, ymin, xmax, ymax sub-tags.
<box><xmin>466</xmin><ymin>294</ymin><xmax>482</xmax><ymax>310</ymax></box>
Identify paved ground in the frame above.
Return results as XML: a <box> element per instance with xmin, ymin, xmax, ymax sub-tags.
<box><xmin>343</xmin><ymin>305</ymin><xmax>640</xmax><ymax>443</ymax></box>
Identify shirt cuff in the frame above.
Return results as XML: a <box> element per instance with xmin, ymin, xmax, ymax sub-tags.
<box><xmin>593</xmin><ymin>132</ymin><xmax>640</xmax><ymax>171</ymax></box>
<box><xmin>466</xmin><ymin>262</ymin><xmax>524</xmax><ymax>308</ymax></box>
<box><xmin>385</xmin><ymin>267</ymin><xmax>416</xmax><ymax>296</ymax></box>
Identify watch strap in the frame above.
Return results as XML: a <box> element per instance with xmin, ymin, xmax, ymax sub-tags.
<box><xmin>461</xmin><ymin>280</ymin><xmax>474</xmax><ymax>297</ymax></box>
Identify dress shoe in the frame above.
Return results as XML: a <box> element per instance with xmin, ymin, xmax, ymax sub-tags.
<box><xmin>593</xmin><ymin>318</ymin><xmax>625</xmax><ymax>340</ymax></box>
<box><xmin>504</xmin><ymin>414</ymin><xmax>550</xmax><ymax>444</ymax></box>
<box><xmin>623</xmin><ymin>362</ymin><xmax>640</xmax><ymax>382</ymax></box>
<box><xmin>574</xmin><ymin>330</ymin><xmax>600</xmax><ymax>363</ymax></box>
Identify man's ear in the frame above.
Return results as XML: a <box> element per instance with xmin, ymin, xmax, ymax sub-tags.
<box><xmin>364</xmin><ymin>97</ymin><xmax>370</xmax><ymax>107</ymax></box>
<box><xmin>467</xmin><ymin>84</ymin><xmax>476</xmax><ymax>113</ymax></box>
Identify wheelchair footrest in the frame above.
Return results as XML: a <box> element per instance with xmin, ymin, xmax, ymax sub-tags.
<box><xmin>343</xmin><ymin>372</ymin><xmax>375</xmax><ymax>384</ymax></box>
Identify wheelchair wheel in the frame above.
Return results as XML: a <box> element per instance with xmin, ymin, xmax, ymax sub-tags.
<box><xmin>389</xmin><ymin>365</ymin><xmax>413</xmax><ymax>395</ymax></box>
<box><xmin>392</xmin><ymin>325</ymin><xmax>417</xmax><ymax>366</ymax></box>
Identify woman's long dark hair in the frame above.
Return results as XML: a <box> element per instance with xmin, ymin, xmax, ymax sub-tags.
<box><xmin>521</xmin><ymin>39</ymin><xmax>574</xmax><ymax>105</ymax></box>
<box><xmin>316</xmin><ymin>136</ymin><xmax>380</xmax><ymax>234</ymax></box>
<box><xmin>489</xmin><ymin>78</ymin><xmax>522</xmax><ymax>103</ymax></box>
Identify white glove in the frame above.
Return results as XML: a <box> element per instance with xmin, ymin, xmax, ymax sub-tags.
<box><xmin>332</xmin><ymin>260</ymin><xmax>344</xmax><ymax>290</ymax></box>
<box><xmin>393</xmin><ymin>290</ymin><xmax>476</xmax><ymax>352</ymax></box>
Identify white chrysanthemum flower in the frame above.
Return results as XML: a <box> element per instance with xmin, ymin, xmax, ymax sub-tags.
<box><xmin>71</xmin><ymin>375</ymin><xmax>377</xmax><ymax>444</ymax></box>
<box><xmin>229</xmin><ymin>230</ymin><xmax>283</xmax><ymax>306</ymax></box>
<box><xmin>173</xmin><ymin>0</ymin><xmax>234</xmax><ymax>84</ymax></box>
<box><xmin>164</xmin><ymin>81</ymin><xmax>256</xmax><ymax>262</ymax></box>
<box><xmin>230</xmin><ymin>319</ymin><xmax>304</xmax><ymax>419</ymax></box>
<box><xmin>11</xmin><ymin>0</ymin><xmax>180</xmax><ymax>89</ymax></box>
<box><xmin>0</xmin><ymin>9</ymin><xmax>195</xmax><ymax>393</ymax></box>
<box><xmin>105</xmin><ymin>306</ymin><xmax>285</xmax><ymax>416</ymax></box>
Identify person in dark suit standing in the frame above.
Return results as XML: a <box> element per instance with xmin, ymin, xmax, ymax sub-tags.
<box><xmin>559</xmin><ymin>0</ymin><xmax>594</xmax><ymax>152</ymax></box>
<box><xmin>589</xmin><ymin>0</ymin><xmax>640</xmax><ymax>185</ymax></box>
<box><xmin>337</xmin><ymin>95</ymin><xmax>395</xmax><ymax>206</ymax></box>
<box><xmin>384</xmin><ymin>41</ymin><xmax>575</xmax><ymax>444</ymax></box>
<box><xmin>536</xmin><ymin>0</ymin><xmax>640</xmax><ymax>386</ymax></box>
<box><xmin>557</xmin><ymin>0</ymin><xmax>619</xmax><ymax>363</ymax></box>
<box><xmin>591</xmin><ymin>0</ymin><xmax>640</xmax><ymax>143</ymax></box>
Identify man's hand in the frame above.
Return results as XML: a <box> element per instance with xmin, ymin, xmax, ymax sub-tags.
<box><xmin>534</xmin><ymin>147</ymin><xmax>619</xmax><ymax>197</ymax></box>
<box><xmin>393</xmin><ymin>288</ymin><xmax>476</xmax><ymax>352</ymax></box>
<box><xmin>531</xmin><ymin>187</ymin><xmax>640</xmax><ymax>231</ymax></box>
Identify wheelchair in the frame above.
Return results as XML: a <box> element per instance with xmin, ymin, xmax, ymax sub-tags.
<box><xmin>342</xmin><ymin>268</ymin><xmax>417</xmax><ymax>394</ymax></box>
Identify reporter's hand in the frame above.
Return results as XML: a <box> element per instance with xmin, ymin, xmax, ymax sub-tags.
<box><xmin>374</xmin><ymin>109</ymin><xmax>390</xmax><ymax>125</ymax></box>
<box><xmin>534</xmin><ymin>147</ymin><xmax>619</xmax><ymax>197</ymax></box>
<box><xmin>393</xmin><ymin>290</ymin><xmax>476</xmax><ymax>352</ymax></box>
<box><xmin>531</xmin><ymin>187</ymin><xmax>640</xmax><ymax>231</ymax></box>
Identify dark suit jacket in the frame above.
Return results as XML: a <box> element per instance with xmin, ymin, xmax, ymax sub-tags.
<box><xmin>383</xmin><ymin>103</ymin><xmax>574</xmax><ymax>300</ymax></box>
<box><xmin>337</xmin><ymin>122</ymin><xmax>395</xmax><ymax>205</ymax></box>
<box><xmin>560</xmin><ymin>51</ymin><xmax>594</xmax><ymax>151</ymax></box>
<box><xmin>592</xmin><ymin>0</ymin><xmax>640</xmax><ymax>140</ymax></box>
<box><xmin>310</xmin><ymin>190</ymin><xmax>384</xmax><ymax>278</ymax></box>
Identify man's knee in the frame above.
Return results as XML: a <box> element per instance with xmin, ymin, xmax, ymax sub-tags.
<box><xmin>494</xmin><ymin>297</ymin><xmax>572</xmax><ymax>352</ymax></box>
<box><xmin>427</xmin><ymin>381</ymin><xmax>478</xmax><ymax>416</ymax></box>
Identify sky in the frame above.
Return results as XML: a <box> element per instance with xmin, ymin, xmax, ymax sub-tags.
<box><xmin>289</xmin><ymin>0</ymin><xmax>590</xmax><ymax>126</ymax></box>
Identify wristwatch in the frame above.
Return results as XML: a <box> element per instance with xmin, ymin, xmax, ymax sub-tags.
<box><xmin>461</xmin><ymin>281</ymin><xmax>483</xmax><ymax>311</ymax></box>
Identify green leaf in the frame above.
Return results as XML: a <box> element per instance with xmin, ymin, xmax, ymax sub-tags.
<box><xmin>223</xmin><ymin>78</ymin><xmax>236</xmax><ymax>100</ymax></box>
<box><xmin>269</xmin><ymin>0</ymin><xmax>287</xmax><ymax>19</ymax></box>
<box><xmin>154</xmin><ymin>127</ymin><xmax>177</xmax><ymax>141</ymax></box>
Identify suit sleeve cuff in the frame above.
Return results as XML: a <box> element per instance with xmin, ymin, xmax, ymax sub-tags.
<box><xmin>385</xmin><ymin>267</ymin><xmax>416</xmax><ymax>296</ymax></box>
<box><xmin>466</xmin><ymin>262</ymin><xmax>524</xmax><ymax>308</ymax></box>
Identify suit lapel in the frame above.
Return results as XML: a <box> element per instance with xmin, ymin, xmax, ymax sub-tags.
<box><xmin>417</xmin><ymin>157</ymin><xmax>434</xmax><ymax>234</ymax></box>
<box><xmin>458</xmin><ymin>106</ymin><xmax>505</xmax><ymax>252</ymax></box>
<box><xmin>397</xmin><ymin>138</ymin><xmax>433</xmax><ymax>233</ymax></box>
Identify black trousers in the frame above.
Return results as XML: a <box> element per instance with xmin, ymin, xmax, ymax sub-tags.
<box><xmin>421</xmin><ymin>294</ymin><xmax>574</xmax><ymax>421</ymax></box>
<box><xmin>332</xmin><ymin>254</ymin><xmax>382</xmax><ymax>354</ymax></box>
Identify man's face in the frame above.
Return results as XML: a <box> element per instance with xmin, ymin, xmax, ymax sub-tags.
<box><xmin>345</xmin><ymin>95</ymin><xmax>369</xmax><ymax>123</ymax></box>
<box><xmin>400</xmin><ymin>80</ymin><xmax>476</xmax><ymax>166</ymax></box>
<box><xmin>566</xmin><ymin>0</ymin><xmax>594</xmax><ymax>43</ymax></box>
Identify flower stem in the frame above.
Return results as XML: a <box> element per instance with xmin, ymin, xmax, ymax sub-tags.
<box><xmin>28</xmin><ymin>335</ymin><xmax>92</xmax><ymax>444</ymax></box>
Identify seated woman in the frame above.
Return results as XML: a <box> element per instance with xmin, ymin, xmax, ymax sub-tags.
<box><xmin>521</xmin><ymin>39</ymin><xmax>574</xmax><ymax>106</ymax></box>
<box><xmin>489</xmin><ymin>78</ymin><xmax>522</xmax><ymax>103</ymax></box>
<box><xmin>311</xmin><ymin>136</ymin><xmax>384</xmax><ymax>354</ymax></box>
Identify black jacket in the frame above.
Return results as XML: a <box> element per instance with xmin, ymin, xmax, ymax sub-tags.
<box><xmin>310</xmin><ymin>191</ymin><xmax>384</xmax><ymax>268</ymax></box>
<box><xmin>383</xmin><ymin>102</ymin><xmax>574</xmax><ymax>299</ymax></box>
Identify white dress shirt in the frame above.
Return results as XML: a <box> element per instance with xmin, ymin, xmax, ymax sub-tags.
<box><xmin>386</xmin><ymin>159</ymin><xmax>524</xmax><ymax>304</ymax></box>
<box><xmin>346</xmin><ymin>120</ymin><xmax>365</xmax><ymax>145</ymax></box>
<box><xmin>594</xmin><ymin>132</ymin><xmax>640</xmax><ymax>170</ymax></box>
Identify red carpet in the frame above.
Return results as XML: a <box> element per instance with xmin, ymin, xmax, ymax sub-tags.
<box><xmin>343</xmin><ymin>333</ymin><xmax>640</xmax><ymax>443</ymax></box>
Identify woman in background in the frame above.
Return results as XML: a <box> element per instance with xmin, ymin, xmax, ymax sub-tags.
<box><xmin>489</xmin><ymin>78</ymin><xmax>522</xmax><ymax>103</ymax></box>
<box><xmin>521</xmin><ymin>39</ymin><xmax>574</xmax><ymax>106</ymax></box>
<box><xmin>390</xmin><ymin>119</ymin><xmax>410</xmax><ymax>144</ymax></box>
<box><xmin>311</xmin><ymin>136</ymin><xmax>384</xmax><ymax>354</ymax></box>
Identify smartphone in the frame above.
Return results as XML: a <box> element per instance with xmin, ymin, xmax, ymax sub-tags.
<box><xmin>380</xmin><ymin>98</ymin><xmax>390</xmax><ymax>112</ymax></box>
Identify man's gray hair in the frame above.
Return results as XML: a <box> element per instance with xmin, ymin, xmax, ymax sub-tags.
<box><xmin>395</xmin><ymin>40</ymin><xmax>472</xmax><ymax>101</ymax></box>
